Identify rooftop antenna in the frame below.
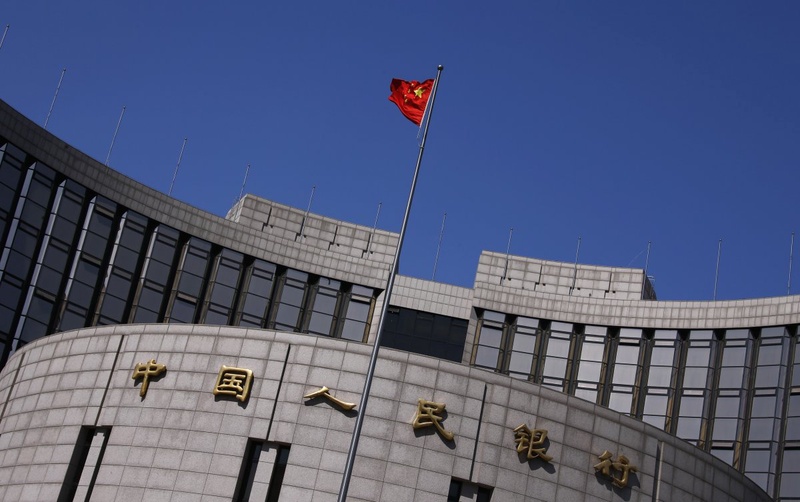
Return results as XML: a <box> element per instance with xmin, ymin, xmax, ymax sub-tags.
<box><xmin>43</xmin><ymin>67</ymin><xmax>66</xmax><ymax>130</ymax></box>
<box><xmin>105</xmin><ymin>105</ymin><xmax>126</xmax><ymax>167</ymax></box>
<box><xmin>168</xmin><ymin>137</ymin><xmax>188</xmax><ymax>196</ymax></box>
<box><xmin>367</xmin><ymin>202</ymin><xmax>382</xmax><ymax>255</ymax></box>
<box><xmin>501</xmin><ymin>227</ymin><xmax>513</xmax><ymax>283</ymax></box>
<box><xmin>570</xmin><ymin>236</ymin><xmax>581</xmax><ymax>295</ymax></box>
<box><xmin>237</xmin><ymin>163</ymin><xmax>251</xmax><ymax>203</ymax></box>
<box><xmin>432</xmin><ymin>212</ymin><xmax>447</xmax><ymax>280</ymax></box>
<box><xmin>713</xmin><ymin>238</ymin><xmax>722</xmax><ymax>301</ymax></box>
<box><xmin>788</xmin><ymin>232</ymin><xmax>795</xmax><ymax>295</ymax></box>
<box><xmin>297</xmin><ymin>185</ymin><xmax>315</xmax><ymax>239</ymax></box>
<box><xmin>0</xmin><ymin>24</ymin><xmax>9</xmax><ymax>51</ymax></box>
<box><xmin>642</xmin><ymin>241</ymin><xmax>652</xmax><ymax>299</ymax></box>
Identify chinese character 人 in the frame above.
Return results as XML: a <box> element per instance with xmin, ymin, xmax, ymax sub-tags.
<box><xmin>304</xmin><ymin>386</ymin><xmax>356</xmax><ymax>411</ymax></box>
<box><xmin>131</xmin><ymin>359</ymin><xmax>166</xmax><ymax>397</ymax></box>
<box><xmin>594</xmin><ymin>450</ymin><xmax>637</xmax><ymax>488</ymax></box>
<box><xmin>213</xmin><ymin>366</ymin><xmax>253</xmax><ymax>402</ymax></box>
<box><xmin>513</xmin><ymin>424</ymin><xmax>552</xmax><ymax>462</ymax></box>
<box><xmin>412</xmin><ymin>399</ymin><xmax>454</xmax><ymax>441</ymax></box>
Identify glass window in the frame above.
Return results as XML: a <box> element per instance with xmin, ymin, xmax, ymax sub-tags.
<box><xmin>608</xmin><ymin>328</ymin><xmax>643</xmax><ymax>414</ymax></box>
<box><xmin>642</xmin><ymin>329</ymin><xmax>679</xmax><ymax>431</ymax></box>
<box><xmin>272</xmin><ymin>269</ymin><xmax>308</xmax><ymax>332</ymax></box>
<box><xmin>574</xmin><ymin>325</ymin><xmax>607</xmax><ymax>403</ymax></box>
<box><xmin>675</xmin><ymin>330</ymin><xmax>715</xmax><ymax>443</ymax></box>
<box><xmin>506</xmin><ymin>317</ymin><xmax>539</xmax><ymax>380</ymax></box>
<box><xmin>473</xmin><ymin>311</ymin><xmax>506</xmax><ymax>371</ymax></box>
<box><xmin>541</xmin><ymin>321</ymin><xmax>574</xmax><ymax>392</ymax></box>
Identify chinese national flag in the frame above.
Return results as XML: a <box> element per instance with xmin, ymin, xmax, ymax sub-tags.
<box><xmin>388</xmin><ymin>78</ymin><xmax>434</xmax><ymax>125</ymax></box>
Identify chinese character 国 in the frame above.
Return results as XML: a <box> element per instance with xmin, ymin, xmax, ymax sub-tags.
<box><xmin>213</xmin><ymin>365</ymin><xmax>253</xmax><ymax>402</ymax></box>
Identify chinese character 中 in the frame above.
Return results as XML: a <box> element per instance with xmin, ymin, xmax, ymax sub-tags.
<box><xmin>213</xmin><ymin>365</ymin><xmax>253</xmax><ymax>402</ymax></box>
<box><xmin>303</xmin><ymin>386</ymin><xmax>356</xmax><ymax>411</ymax></box>
<box><xmin>594</xmin><ymin>450</ymin><xmax>637</xmax><ymax>488</ymax></box>
<box><xmin>412</xmin><ymin>398</ymin><xmax>454</xmax><ymax>441</ymax></box>
<box><xmin>131</xmin><ymin>359</ymin><xmax>166</xmax><ymax>397</ymax></box>
<box><xmin>513</xmin><ymin>424</ymin><xmax>553</xmax><ymax>461</ymax></box>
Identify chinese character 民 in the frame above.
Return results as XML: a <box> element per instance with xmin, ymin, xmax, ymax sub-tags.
<box><xmin>594</xmin><ymin>450</ymin><xmax>637</xmax><ymax>488</ymax></box>
<box><xmin>213</xmin><ymin>365</ymin><xmax>253</xmax><ymax>402</ymax></box>
<box><xmin>131</xmin><ymin>359</ymin><xmax>166</xmax><ymax>397</ymax></box>
<box><xmin>513</xmin><ymin>424</ymin><xmax>552</xmax><ymax>461</ymax></box>
<box><xmin>412</xmin><ymin>398</ymin><xmax>454</xmax><ymax>441</ymax></box>
<box><xmin>304</xmin><ymin>386</ymin><xmax>356</xmax><ymax>411</ymax></box>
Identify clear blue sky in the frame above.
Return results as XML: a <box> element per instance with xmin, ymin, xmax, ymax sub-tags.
<box><xmin>2</xmin><ymin>2</ymin><xmax>799</xmax><ymax>301</ymax></box>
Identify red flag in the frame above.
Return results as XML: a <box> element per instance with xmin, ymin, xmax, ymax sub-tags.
<box><xmin>388</xmin><ymin>78</ymin><xmax>434</xmax><ymax>125</ymax></box>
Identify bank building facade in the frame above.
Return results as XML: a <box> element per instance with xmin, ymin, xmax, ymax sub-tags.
<box><xmin>0</xmin><ymin>98</ymin><xmax>796</xmax><ymax>501</ymax></box>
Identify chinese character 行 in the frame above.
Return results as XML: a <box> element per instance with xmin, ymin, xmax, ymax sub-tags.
<box><xmin>594</xmin><ymin>450</ymin><xmax>637</xmax><ymax>488</ymax></box>
<box><xmin>412</xmin><ymin>398</ymin><xmax>454</xmax><ymax>441</ymax></box>
<box><xmin>131</xmin><ymin>359</ymin><xmax>166</xmax><ymax>397</ymax></box>
<box><xmin>213</xmin><ymin>365</ymin><xmax>253</xmax><ymax>402</ymax></box>
<box><xmin>304</xmin><ymin>386</ymin><xmax>356</xmax><ymax>411</ymax></box>
<box><xmin>513</xmin><ymin>424</ymin><xmax>552</xmax><ymax>461</ymax></box>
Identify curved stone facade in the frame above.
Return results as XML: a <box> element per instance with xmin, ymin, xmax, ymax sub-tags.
<box><xmin>0</xmin><ymin>325</ymin><xmax>770</xmax><ymax>502</ymax></box>
<box><xmin>1</xmin><ymin>96</ymin><xmax>799</xmax><ymax>501</ymax></box>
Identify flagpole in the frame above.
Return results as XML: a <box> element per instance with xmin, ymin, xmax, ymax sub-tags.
<box><xmin>337</xmin><ymin>64</ymin><xmax>443</xmax><ymax>502</ymax></box>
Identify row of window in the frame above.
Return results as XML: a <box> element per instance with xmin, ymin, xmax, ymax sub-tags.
<box><xmin>60</xmin><ymin>428</ymin><xmax>492</xmax><ymax>501</ymax></box>
<box><xmin>471</xmin><ymin>310</ymin><xmax>798</xmax><ymax>498</ymax></box>
<box><xmin>0</xmin><ymin>142</ymin><xmax>375</xmax><ymax>366</ymax></box>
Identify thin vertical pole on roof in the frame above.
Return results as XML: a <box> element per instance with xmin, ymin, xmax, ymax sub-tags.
<box><xmin>298</xmin><ymin>185</ymin><xmax>315</xmax><ymax>239</ymax></box>
<box><xmin>432</xmin><ymin>212</ymin><xmax>447</xmax><ymax>281</ymax></box>
<box><xmin>337</xmin><ymin>64</ymin><xmax>444</xmax><ymax>502</ymax></box>
<box><xmin>502</xmin><ymin>227</ymin><xmax>513</xmax><ymax>283</ymax></box>
<box><xmin>44</xmin><ymin>67</ymin><xmax>66</xmax><ymax>130</ymax></box>
<box><xmin>367</xmin><ymin>202</ymin><xmax>382</xmax><ymax>255</ymax></box>
<box><xmin>713</xmin><ymin>238</ymin><xmax>722</xmax><ymax>301</ymax></box>
<box><xmin>0</xmin><ymin>25</ymin><xmax>9</xmax><ymax>51</ymax></box>
<box><xmin>788</xmin><ymin>232</ymin><xmax>795</xmax><ymax>295</ymax></box>
<box><xmin>105</xmin><ymin>105</ymin><xmax>126</xmax><ymax>167</ymax></box>
<box><xmin>237</xmin><ymin>163</ymin><xmax>251</xmax><ymax>202</ymax></box>
<box><xmin>570</xmin><ymin>236</ymin><xmax>581</xmax><ymax>295</ymax></box>
<box><xmin>168</xmin><ymin>137</ymin><xmax>188</xmax><ymax>197</ymax></box>
<box><xmin>641</xmin><ymin>241</ymin><xmax>652</xmax><ymax>299</ymax></box>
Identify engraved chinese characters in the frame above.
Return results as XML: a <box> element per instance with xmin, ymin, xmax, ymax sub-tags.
<box><xmin>303</xmin><ymin>386</ymin><xmax>356</xmax><ymax>411</ymax></box>
<box><xmin>412</xmin><ymin>399</ymin><xmax>454</xmax><ymax>441</ymax></box>
<box><xmin>594</xmin><ymin>450</ymin><xmax>637</xmax><ymax>488</ymax></box>
<box><xmin>513</xmin><ymin>424</ymin><xmax>552</xmax><ymax>461</ymax></box>
<box><xmin>213</xmin><ymin>365</ymin><xmax>253</xmax><ymax>402</ymax></box>
<box><xmin>129</xmin><ymin>358</ymin><xmax>641</xmax><ymax>491</ymax></box>
<box><xmin>131</xmin><ymin>359</ymin><xmax>166</xmax><ymax>397</ymax></box>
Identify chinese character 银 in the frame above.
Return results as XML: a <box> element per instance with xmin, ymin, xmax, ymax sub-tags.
<box><xmin>513</xmin><ymin>424</ymin><xmax>552</xmax><ymax>462</ymax></box>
